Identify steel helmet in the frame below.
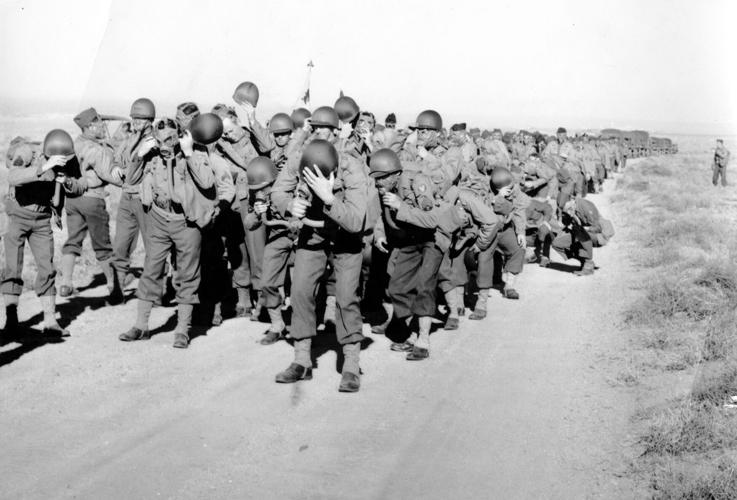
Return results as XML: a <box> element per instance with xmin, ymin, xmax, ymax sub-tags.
<box><xmin>490</xmin><ymin>167</ymin><xmax>514</xmax><ymax>190</ymax></box>
<box><xmin>269</xmin><ymin>113</ymin><xmax>294</xmax><ymax>134</ymax></box>
<box><xmin>130</xmin><ymin>98</ymin><xmax>156</xmax><ymax>120</ymax></box>
<box><xmin>299</xmin><ymin>139</ymin><xmax>339</xmax><ymax>179</ymax></box>
<box><xmin>247</xmin><ymin>156</ymin><xmax>278</xmax><ymax>190</ymax></box>
<box><xmin>369</xmin><ymin>148</ymin><xmax>402</xmax><ymax>178</ymax></box>
<box><xmin>190</xmin><ymin>113</ymin><xmax>224</xmax><ymax>145</ymax></box>
<box><xmin>291</xmin><ymin>108</ymin><xmax>311</xmax><ymax>128</ymax></box>
<box><xmin>309</xmin><ymin>106</ymin><xmax>339</xmax><ymax>129</ymax></box>
<box><xmin>334</xmin><ymin>96</ymin><xmax>359</xmax><ymax>123</ymax></box>
<box><xmin>43</xmin><ymin>129</ymin><xmax>75</xmax><ymax>157</ymax></box>
<box><xmin>413</xmin><ymin>110</ymin><xmax>442</xmax><ymax>131</ymax></box>
<box><xmin>232</xmin><ymin>81</ymin><xmax>260</xmax><ymax>107</ymax></box>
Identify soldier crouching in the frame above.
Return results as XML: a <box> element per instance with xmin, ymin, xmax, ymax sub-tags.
<box><xmin>118</xmin><ymin>115</ymin><xmax>217</xmax><ymax>348</ymax></box>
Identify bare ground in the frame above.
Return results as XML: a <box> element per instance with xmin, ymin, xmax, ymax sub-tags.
<box><xmin>0</xmin><ymin>178</ymin><xmax>645</xmax><ymax>500</ymax></box>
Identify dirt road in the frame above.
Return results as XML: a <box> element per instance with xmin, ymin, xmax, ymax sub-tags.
<box><xmin>0</xmin><ymin>179</ymin><xmax>642</xmax><ymax>499</ymax></box>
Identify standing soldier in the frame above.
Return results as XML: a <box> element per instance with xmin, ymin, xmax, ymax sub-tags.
<box><xmin>270</xmin><ymin>139</ymin><xmax>368</xmax><ymax>392</ymax></box>
<box><xmin>59</xmin><ymin>108</ymin><xmax>124</xmax><ymax>300</ymax></box>
<box><xmin>268</xmin><ymin>112</ymin><xmax>296</xmax><ymax>170</ymax></box>
<box><xmin>118</xmin><ymin>116</ymin><xmax>217</xmax><ymax>348</ymax></box>
<box><xmin>2</xmin><ymin>131</ymin><xmax>84</xmax><ymax>337</ymax></box>
<box><xmin>713</xmin><ymin>139</ymin><xmax>730</xmax><ymax>187</ymax></box>
<box><xmin>111</xmin><ymin>98</ymin><xmax>157</xmax><ymax>299</ymax></box>
<box><xmin>212</xmin><ymin>100</ymin><xmax>274</xmax><ymax>317</ymax></box>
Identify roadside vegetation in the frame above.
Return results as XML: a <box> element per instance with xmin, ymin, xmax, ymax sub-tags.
<box><xmin>612</xmin><ymin>149</ymin><xmax>737</xmax><ymax>499</ymax></box>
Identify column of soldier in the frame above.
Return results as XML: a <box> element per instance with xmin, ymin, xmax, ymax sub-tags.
<box><xmin>2</xmin><ymin>82</ymin><xmax>619</xmax><ymax>393</ymax></box>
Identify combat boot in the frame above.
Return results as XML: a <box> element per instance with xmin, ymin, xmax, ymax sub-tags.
<box><xmin>119</xmin><ymin>327</ymin><xmax>151</xmax><ymax>341</ymax></box>
<box><xmin>339</xmin><ymin>342</ymin><xmax>361</xmax><ymax>393</ymax></box>
<box><xmin>574</xmin><ymin>260</ymin><xmax>595</xmax><ymax>276</ymax></box>
<box><xmin>275</xmin><ymin>338</ymin><xmax>313</xmax><ymax>383</ymax></box>
<box><xmin>172</xmin><ymin>304</ymin><xmax>193</xmax><ymax>349</ymax></box>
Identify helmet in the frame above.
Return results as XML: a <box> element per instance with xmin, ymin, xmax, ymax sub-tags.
<box><xmin>43</xmin><ymin>129</ymin><xmax>75</xmax><ymax>157</ymax></box>
<box><xmin>130</xmin><ymin>98</ymin><xmax>156</xmax><ymax>120</ymax></box>
<box><xmin>291</xmin><ymin>108</ymin><xmax>311</xmax><ymax>128</ymax></box>
<box><xmin>413</xmin><ymin>110</ymin><xmax>442</xmax><ymax>131</ymax></box>
<box><xmin>269</xmin><ymin>113</ymin><xmax>294</xmax><ymax>134</ymax></box>
<box><xmin>246</xmin><ymin>156</ymin><xmax>278</xmax><ymax>190</ymax></box>
<box><xmin>369</xmin><ymin>148</ymin><xmax>402</xmax><ymax>178</ymax></box>
<box><xmin>299</xmin><ymin>139</ymin><xmax>339</xmax><ymax>179</ymax></box>
<box><xmin>232</xmin><ymin>81</ymin><xmax>259</xmax><ymax>107</ymax></box>
<box><xmin>310</xmin><ymin>106</ymin><xmax>339</xmax><ymax>129</ymax></box>
<box><xmin>334</xmin><ymin>96</ymin><xmax>359</xmax><ymax>123</ymax></box>
<box><xmin>190</xmin><ymin>113</ymin><xmax>223</xmax><ymax>145</ymax></box>
<box><xmin>490</xmin><ymin>167</ymin><xmax>513</xmax><ymax>190</ymax></box>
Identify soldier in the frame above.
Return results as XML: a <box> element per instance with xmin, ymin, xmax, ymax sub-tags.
<box><xmin>59</xmin><ymin>108</ymin><xmax>124</xmax><ymax>300</ymax></box>
<box><xmin>480</xmin><ymin>129</ymin><xmax>511</xmax><ymax>170</ymax></box>
<box><xmin>525</xmin><ymin>198</ymin><xmax>556</xmax><ymax>267</ymax></box>
<box><xmin>2</xmin><ymin>131</ymin><xmax>84</xmax><ymax>338</ymax></box>
<box><xmin>373</xmin><ymin>150</ymin><xmax>463</xmax><ymax>360</ymax></box>
<box><xmin>110</xmin><ymin>98</ymin><xmax>157</xmax><ymax>299</ymax></box>
<box><xmin>551</xmin><ymin>197</ymin><xmax>600</xmax><ymax>276</ymax></box>
<box><xmin>543</xmin><ymin>127</ymin><xmax>574</xmax><ymax>160</ymax></box>
<box><xmin>521</xmin><ymin>153</ymin><xmax>557</xmax><ymax>201</ymax></box>
<box><xmin>385</xmin><ymin>113</ymin><xmax>397</xmax><ymax>129</ymax></box>
<box><xmin>470</xmin><ymin>167</ymin><xmax>529</xmax><ymax>318</ymax></box>
<box><xmin>270</xmin><ymin>139</ymin><xmax>368</xmax><ymax>392</ymax></box>
<box><xmin>268</xmin><ymin>112</ymin><xmax>295</xmax><ymax>170</ymax></box>
<box><xmin>118</xmin><ymin>116</ymin><xmax>217</xmax><ymax>348</ymax></box>
<box><xmin>449</xmin><ymin>123</ymin><xmax>477</xmax><ymax>164</ymax></box>
<box><xmin>713</xmin><ymin>139</ymin><xmax>730</xmax><ymax>187</ymax></box>
<box><xmin>578</xmin><ymin>133</ymin><xmax>604</xmax><ymax>194</ymax></box>
<box><xmin>212</xmin><ymin>100</ymin><xmax>274</xmax><ymax>318</ymax></box>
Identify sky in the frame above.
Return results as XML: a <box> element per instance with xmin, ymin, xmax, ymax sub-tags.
<box><xmin>0</xmin><ymin>0</ymin><xmax>735</xmax><ymax>134</ymax></box>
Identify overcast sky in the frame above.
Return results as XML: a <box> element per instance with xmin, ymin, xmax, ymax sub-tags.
<box><xmin>0</xmin><ymin>0</ymin><xmax>735</xmax><ymax>133</ymax></box>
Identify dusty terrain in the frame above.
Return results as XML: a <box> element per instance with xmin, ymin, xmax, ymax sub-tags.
<box><xmin>0</xmin><ymin>177</ymin><xmax>644</xmax><ymax>500</ymax></box>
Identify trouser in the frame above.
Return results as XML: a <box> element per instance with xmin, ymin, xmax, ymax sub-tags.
<box><xmin>526</xmin><ymin>224</ymin><xmax>552</xmax><ymax>258</ymax></box>
<box><xmin>557</xmin><ymin>179</ymin><xmax>576</xmax><ymax>210</ymax></box>
<box><xmin>260</xmin><ymin>228</ymin><xmax>295</xmax><ymax>309</ymax></box>
<box><xmin>713</xmin><ymin>165</ymin><xmax>727</xmax><ymax>186</ymax></box>
<box><xmin>1</xmin><ymin>208</ymin><xmax>55</xmax><ymax>296</ymax></box>
<box><xmin>388</xmin><ymin>240</ymin><xmax>444</xmax><ymax>319</ymax></box>
<box><xmin>289</xmin><ymin>229</ymin><xmax>364</xmax><ymax>345</ymax></box>
<box><xmin>112</xmin><ymin>192</ymin><xmax>147</xmax><ymax>275</ymax></box>
<box><xmin>200</xmin><ymin>202</ymin><xmax>251</xmax><ymax>304</ymax></box>
<box><xmin>137</xmin><ymin>208</ymin><xmax>202</xmax><ymax>304</ymax></box>
<box><xmin>477</xmin><ymin>225</ymin><xmax>525</xmax><ymax>289</ymax></box>
<box><xmin>362</xmin><ymin>244</ymin><xmax>390</xmax><ymax>311</ymax></box>
<box><xmin>240</xmin><ymin>199</ymin><xmax>266</xmax><ymax>290</ymax></box>
<box><xmin>552</xmin><ymin>226</ymin><xmax>594</xmax><ymax>262</ymax></box>
<box><xmin>438</xmin><ymin>245</ymin><xmax>469</xmax><ymax>293</ymax></box>
<box><xmin>62</xmin><ymin>196</ymin><xmax>113</xmax><ymax>261</ymax></box>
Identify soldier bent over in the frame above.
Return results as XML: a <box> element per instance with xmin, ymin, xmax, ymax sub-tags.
<box><xmin>2</xmin><ymin>131</ymin><xmax>84</xmax><ymax>338</ymax></box>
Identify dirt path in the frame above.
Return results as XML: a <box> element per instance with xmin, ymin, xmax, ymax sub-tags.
<box><xmin>0</xmin><ymin>177</ymin><xmax>643</xmax><ymax>499</ymax></box>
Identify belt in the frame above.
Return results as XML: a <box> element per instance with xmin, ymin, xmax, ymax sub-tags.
<box><xmin>151</xmin><ymin>203</ymin><xmax>186</xmax><ymax>221</ymax></box>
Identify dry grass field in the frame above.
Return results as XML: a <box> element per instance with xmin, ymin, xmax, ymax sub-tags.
<box><xmin>610</xmin><ymin>136</ymin><xmax>737</xmax><ymax>498</ymax></box>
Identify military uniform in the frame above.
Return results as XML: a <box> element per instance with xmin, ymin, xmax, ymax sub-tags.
<box><xmin>552</xmin><ymin>197</ymin><xmax>600</xmax><ymax>275</ymax></box>
<box><xmin>525</xmin><ymin>198</ymin><xmax>556</xmax><ymax>265</ymax></box>
<box><xmin>271</xmin><ymin>141</ymin><xmax>368</xmax><ymax>389</ymax></box>
<box><xmin>2</xmin><ymin>136</ymin><xmax>84</xmax><ymax>333</ymax></box>
<box><xmin>120</xmin><ymin>128</ymin><xmax>216</xmax><ymax>348</ymax></box>
<box><xmin>713</xmin><ymin>142</ymin><xmax>730</xmax><ymax>187</ymax></box>
<box><xmin>111</xmin><ymin>124</ymin><xmax>153</xmax><ymax>285</ymax></box>
<box><xmin>213</xmin><ymin>120</ymin><xmax>274</xmax><ymax>312</ymax></box>
<box><xmin>61</xmin><ymin>127</ymin><xmax>122</xmax><ymax>294</ymax></box>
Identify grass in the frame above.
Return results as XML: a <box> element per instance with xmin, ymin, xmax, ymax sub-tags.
<box><xmin>613</xmin><ymin>152</ymin><xmax>737</xmax><ymax>497</ymax></box>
